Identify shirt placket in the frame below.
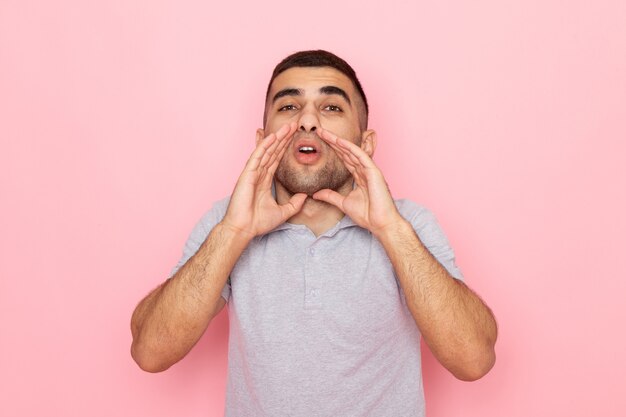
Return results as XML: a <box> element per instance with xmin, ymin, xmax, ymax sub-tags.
<box><xmin>304</xmin><ymin>242</ymin><xmax>323</xmax><ymax>310</ymax></box>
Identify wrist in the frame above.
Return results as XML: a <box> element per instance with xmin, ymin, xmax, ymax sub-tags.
<box><xmin>371</xmin><ymin>216</ymin><xmax>414</xmax><ymax>243</ymax></box>
<box><xmin>215</xmin><ymin>221</ymin><xmax>256</xmax><ymax>247</ymax></box>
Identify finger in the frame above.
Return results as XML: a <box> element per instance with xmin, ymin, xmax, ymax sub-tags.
<box><xmin>320</xmin><ymin>143</ymin><xmax>370</xmax><ymax>190</ymax></box>
<box><xmin>319</xmin><ymin>139</ymin><xmax>367</xmax><ymax>187</ymax></box>
<box><xmin>280</xmin><ymin>122</ymin><xmax>298</xmax><ymax>146</ymax></box>
<box><xmin>266</xmin><ymin>137</ymin><xmax>290</xmax><ymax>179</ymax></box>
<box><xmin>318</xmin><ymin>128</ymin><xmax>372</xmax><ymax>172</ymax></box>
<box><xmin>261</xmin><ymin>129</ymin><xmax>297</xmax><ymax>189</ymax></box>
<box><xmin>316</xmin><ymin>131</ymin><xmax>359</xmax><ymax>171</ymax></box>
<box><xmin>260</xmin><ymin>127</ymin><xmax>297</xmax><ymax>186</ymax></box>
<box><xmin>279</xmin><ymin>193</ymin><xmax>307</xmax><ymax>220</ymax></box>
<box><xmin>258</xmin><ymin>135</ymin><xmax>287</xmax><ymax>169</ymax></box>
<box><xmin>337</xmin><ymin>146</ymin><xmax>361</xmax><ymax>171</ymax></box>
<box><xmin>317</xmin><ymin>127</ymin><xmax>340</xmax><ymax>146</ymax></box>
<box><xmin>325</xmin><ymin>135</ymin><xmax>381</xmax><ymax>185</ymax></box>
<box><xmin>274</xmin><ymin>122</ymin><xmax>295</xmax><ymax>141</ymax></box>
<box><xmin>312</xmin><ymin>189</ymin><xmax>346</xmax><ymax>211</ymax></box>
<box><xmin>335</xmin><ymin>137</ymin><xmax>377</xmax><ymax>169</ymax></box>
<box><xmin>330</xmin><ymin>139</ymin><xmax>367</xmax><ymax>170</ymax></box>
<box><xmin>266</xmin><ymin>124</ymin><xmax>296</xmax><ymax>170</ymax></box>
<box><xmin>352</xmin><ymin>172</ymin><xmax>367</xmax><ymax>189</ymax></box>
<box><xmin>319</xmin><ymin>128</ymin><xmax>378</xmax><ymax>168</ymax></box>
<box><xmin>245</xmin><ymin>133</ymin><xmax>277</xmax><ymax>172</ymax></box>
<box><xmin>258</xmin><ymin>122</ymin><xmax>297</xmax><ymax>171</ymax></box>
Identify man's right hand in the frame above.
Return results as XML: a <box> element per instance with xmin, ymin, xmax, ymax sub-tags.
<box><xmin>131</xmin><ymin>123</ymin><xmax>306</xmax><ymax>372</ymax></box>
<box><xmin>221</xmin><ymin>122</ymin><xmax>307</xmax><ymax>239</ymax></box>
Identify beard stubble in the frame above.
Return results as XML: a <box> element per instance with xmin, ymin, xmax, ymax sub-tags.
<box><xmin>274</xmin><ymin>147</ymin><xmax>353</xmax><ymax>197</ymax></box>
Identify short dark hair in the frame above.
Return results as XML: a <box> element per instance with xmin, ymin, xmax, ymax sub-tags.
<box><xmin>264</xmin><ymin>50</ymin><xmax>369</xmax><ymax>130</ymax></box>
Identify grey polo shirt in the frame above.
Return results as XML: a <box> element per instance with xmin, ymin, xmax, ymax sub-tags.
<box><xmin>172</xmin><ymin>197</ymin><xmax>463</xmax><ymax>417</ymax></box>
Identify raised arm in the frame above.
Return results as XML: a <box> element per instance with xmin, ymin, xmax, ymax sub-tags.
<box><xmin>131</xmin><ymin>122</ymin><xmax>306</xmax><ymax>372</ymax></box>
<box><xmin>372</xmin><ymin>221</ymin><xmax>497</xmax><ymax>381</ymax></box>
<box><xmin>314</xmin><ymin>128</ymin><xmax>497</xmax><ymax>381</ymax></box>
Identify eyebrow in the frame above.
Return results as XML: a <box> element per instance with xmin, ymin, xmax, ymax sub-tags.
<box><xmin>272</xmin><ymin>88</ymin><xmax>302</xmax><ymax>103</ymax></box>
<box><xmin>319</xmin><ymin>86</ymin><xmax>351</xmax><ymax>105</ymax></box>
<box><xmin>271</xmin><ymin>86</ymin><xmax>352</xmax><ymax>105</ymax></box>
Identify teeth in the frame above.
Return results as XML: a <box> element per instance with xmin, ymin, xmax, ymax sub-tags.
<box><xmin>299</xmin><ymin>146</ymin><xmax>315</xmax><ymax>152</ymax></box>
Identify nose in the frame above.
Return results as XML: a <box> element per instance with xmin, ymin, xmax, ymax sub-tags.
<box><xmin>298</xmin><ymin>105</ymin><xmax>319</xmax><ymax>133</ymax></box>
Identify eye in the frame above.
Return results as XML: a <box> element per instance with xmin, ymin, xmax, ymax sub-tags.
<box><xmin>323</xmin><ymin>104</ymin><xmax>343</xmax><ymax>112</ymax></box>
<box><xmin>278</xmin><ymin>104</ymin><xmax>298</xmax><ymax>112</ymax></box>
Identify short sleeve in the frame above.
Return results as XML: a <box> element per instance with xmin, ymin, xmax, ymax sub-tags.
<box><xmin>169</xmin><ymin>197</ymin><xmax>232</xmax><ymax>301</ymax></box>
<box><xmin>396</xmin><ymin>199</ymin><xmax>464</xmax><ymax>281</ymax></box>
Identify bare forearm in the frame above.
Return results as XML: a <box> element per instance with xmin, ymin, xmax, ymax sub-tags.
<box><xmin>375</xmin><ymin>219</ymin><xmax>497</xmax><ymax>381</ymax></box>
<box><xmin>130</xmin><ymin>222</ymin><xmax>250</xmax><ymax>372</ymax></box>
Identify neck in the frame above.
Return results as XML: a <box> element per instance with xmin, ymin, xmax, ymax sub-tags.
<box><xmin>275</xmin><ymin>182</ymin><xmax>351</xmax><ymax>237</ymax></box>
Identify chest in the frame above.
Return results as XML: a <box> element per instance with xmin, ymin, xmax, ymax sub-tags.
<box><xmin>228</xmin><ymin>228</ymin><xmax>412</xmax><ymax>349</ymax></box>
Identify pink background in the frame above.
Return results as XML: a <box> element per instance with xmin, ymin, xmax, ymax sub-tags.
<box><xmin>2</xmin><ymin>1</ymin><xmax>625</xmax><ymax>416</ymax></box>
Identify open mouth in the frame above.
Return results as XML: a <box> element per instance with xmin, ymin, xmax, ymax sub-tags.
<box><xmin>298</xmin><ymin>146</ymin><xmax>317</xmax><ymax>154</ymax></box>
<box><xmin>293</xmin><ymin>138</ymin><xmax>322</xmax><ymax>164</ymax></box>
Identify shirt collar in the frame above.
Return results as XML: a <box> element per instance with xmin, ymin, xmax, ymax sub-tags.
<box><xmin>268</xmin><ymin>214</ymin><xmax>358</xmax><ymax>237</ymax></box>
<box><xmin>268</xmin><ymin>181</ymin><xmax>359</xmax><ymax>236</ymax></box>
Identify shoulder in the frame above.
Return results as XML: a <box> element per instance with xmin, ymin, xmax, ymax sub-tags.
<box><xmin>393</xmin><ymin>198</ymin><xmax>450</xmax><ymax>253</ymax></box>
<box><xmin>183</xmin><ymin>196</ymin><xmax>231</xmax><ymax>246</ymax></box>
<box><xmin>394</xmin><ymin>198</ymin><xmax>464</xmax><ymax>280</ymax></box>
<box><xmin>394</xmin><ymin>198</ymin><xmax>437</xmax><ymax>228</ymax></box>
<box><xmin>194</xmin><ymin>196</ymin><xmax>231</xmax><ymax>231</ymax></box>
<box><xmin>168</xmin><ymin>196</ymin><xmax>231</xmax><ymax>277</ymax></box>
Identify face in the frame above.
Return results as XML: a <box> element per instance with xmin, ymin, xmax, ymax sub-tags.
<box><xmin>261</xmin><ymin>66</ymin><xmax>374</xmax><ymax>196</ymax></box>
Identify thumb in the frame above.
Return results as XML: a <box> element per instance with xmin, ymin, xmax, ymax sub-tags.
<box><xmin>279</xmin><ymin>193</ymin><xmax>307</xmax><ymax>220</ymax></box>
<box><xmin>312</xmin><ymin>189</ymin><xmax>345</xmax><ymax>211</ymax></box>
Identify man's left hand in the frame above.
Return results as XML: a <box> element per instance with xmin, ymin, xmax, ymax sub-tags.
<box><xmin>313</xmin><ymin>128</ymin><xmax>405</xmax><ymax>236</ymax></box>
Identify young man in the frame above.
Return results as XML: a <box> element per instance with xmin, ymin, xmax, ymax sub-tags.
<box><xmin>131</xmin><ymin>50</ymin><xmax>497</xmax><ymax>416</ymax></box>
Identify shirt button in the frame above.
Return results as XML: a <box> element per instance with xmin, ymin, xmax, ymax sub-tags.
<box><xmin>309</xmin><ymin>248</ymin><xmax>315</xmax><ymax>255</ymax></box>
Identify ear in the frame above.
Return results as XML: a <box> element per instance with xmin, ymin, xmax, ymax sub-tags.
<box><xmin>360</xmin><ymin>129</ymin><xmax>377</xmax><ymax>157</ymax></box>
<box><xmin>255</xmin><ymin>128</ymin><xmax>265</xmax><ymax>145</ymax></box>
